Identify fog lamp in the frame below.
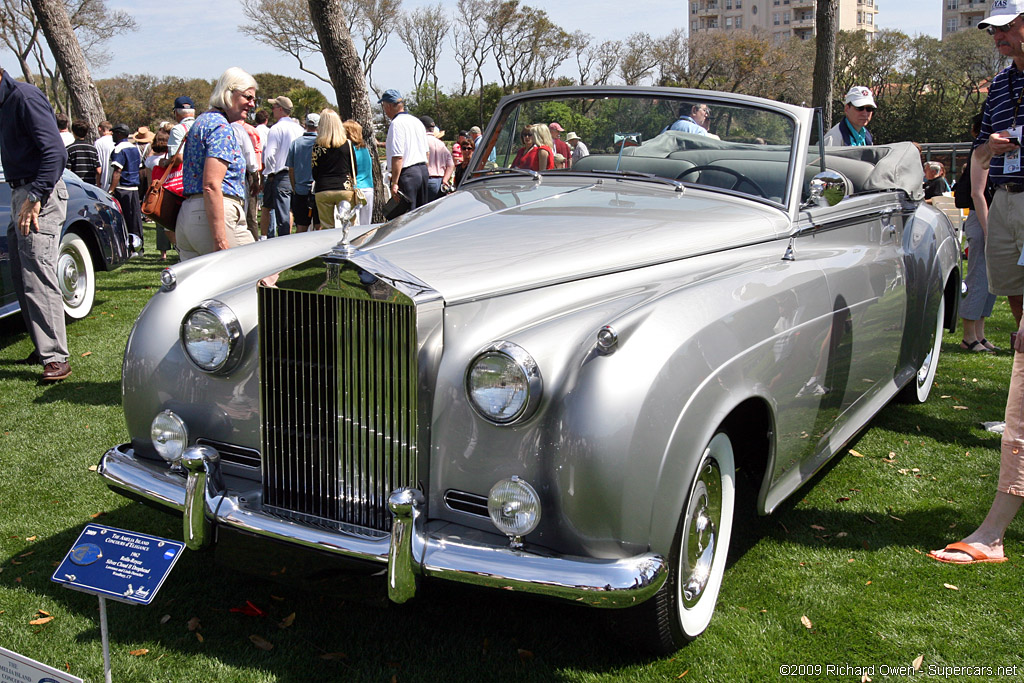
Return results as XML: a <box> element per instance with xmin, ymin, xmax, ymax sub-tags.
<box><xmin>151</xmin><ymin>410</ymin><xmax>188</xmax><ymax>463</ymax></box>
<box><xmin>487</xmin><ymin>476</ymin><xmax>541</xmax><ymax>548</ymax></box>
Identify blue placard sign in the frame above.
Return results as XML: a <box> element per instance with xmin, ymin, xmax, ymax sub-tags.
<box><xmin>51</xmin><ymin>524</ymin><xmax>185</xmax><ymax>605</ymax></box>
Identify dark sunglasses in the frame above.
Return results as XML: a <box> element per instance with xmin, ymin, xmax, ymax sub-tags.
<box><xmin>852</xmin><ymin>105</ymin><xmax>876</xmax><ymax>112</ymax></box>
<box><xmin>987</xmin><ymin>15</ymin><xmax>1023</xmax><ymax>34</ymax></box>
<box><xmin>235</xmin><ymin>91</ymin><xmax>256</xmax><ymax>103</ymax></box>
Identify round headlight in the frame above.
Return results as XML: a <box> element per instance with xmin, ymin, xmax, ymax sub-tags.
<box><xmin>151</xmin><ymin>410</ymin><xmax>188</xmax><ymax>463</ymax></box>
<box><xmin>488</xmin><ymin>476</ymin><xmax>541</xmax><ymax>541</ymax></box>
<box><xmin>181</xmin><ymin>300</ymin><xmax>243</xmax><ymax>373</ymax></box>
<box><xmin>466</xmin><ymin>341</ymin><xmax>542</xmax><ymax>424</ymax></box>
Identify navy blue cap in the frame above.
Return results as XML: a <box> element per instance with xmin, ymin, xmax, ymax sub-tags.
<box><xmin>173</xmin><ymin>96</ymin><xmax>194</xmax><ymax>109</ymax></box>
<box><xmin>377</xmin><ymin>89</ymin><xmax>402</xmax><ymax>104</ymax></box>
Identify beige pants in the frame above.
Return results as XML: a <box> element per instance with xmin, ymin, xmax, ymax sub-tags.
<box><xmin>315</xmin><ymin>189</ymin><xmax>358</xmax><ymax>230</ymax></box>
<box><xmin>175</xmin><ymin>195</ymin><xmax>254</xmax><ymax>261</ymax></box>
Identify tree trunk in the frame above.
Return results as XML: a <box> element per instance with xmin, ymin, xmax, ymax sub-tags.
<box><xmin>29</xmin><ymin>0</ymin><xmax>105</xmax><ymax>132</ymax></box>
<box><xmin>812</xmin><ymin>0</ymin><xmax>838</xmax><ymax>128</ymax></box>
<box><xmin>307</xmin><ymin>0</ymin><xmax>384</xmax><ymax>222</ymax></box>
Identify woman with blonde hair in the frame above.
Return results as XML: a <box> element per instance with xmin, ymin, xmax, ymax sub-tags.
<box><xmin>175</xmin><ymin>66</ymin><xmax>257</xmax><ymax>259</ymax></box>
<box><xmin>311</xmin><ymin>109</ymin><xmax>360</xmax><ymax>229</ymax></box>
<box><xmin>343</xmin><ymin>118</ymin><xmax>375</xmax><ymax>225</ymax></box>
<box><xmin>514</xmin><ymin>123</ymin><xmax>555</xmax><ymax>172</ymax></box>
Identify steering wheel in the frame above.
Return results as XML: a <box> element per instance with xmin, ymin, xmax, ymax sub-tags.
<box><xmin>676</xmin><ymin>164</ymin><xmax>768</xmax><ymax>197</ymax></box>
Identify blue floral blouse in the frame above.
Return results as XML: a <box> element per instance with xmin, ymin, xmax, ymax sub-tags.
<box><xmin>182</xmin><ymin>110</ymin><xmax>246</xmax><ymax>198</ymax></box>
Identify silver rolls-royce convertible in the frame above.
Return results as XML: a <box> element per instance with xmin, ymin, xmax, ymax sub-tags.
<box><xmin>99</xmin><ymin>87</ymin><xmax>959</xmax><ymax>652</ymax></box>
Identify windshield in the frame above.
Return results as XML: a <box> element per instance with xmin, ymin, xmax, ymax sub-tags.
<box><xmin>470</xmin><ymin>92</ymin><xmax>797</xmax><ymax>206</ymax></box>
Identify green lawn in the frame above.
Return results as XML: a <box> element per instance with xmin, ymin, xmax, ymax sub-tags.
<box><xmin>1</xmin><ymin>225</ymin><xmax>1023</xmax><ymax>682</ymax></box>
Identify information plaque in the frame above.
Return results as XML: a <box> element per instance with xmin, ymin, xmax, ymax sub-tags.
<box><xmin>0</xmin><ymin>645</ymin><xmax>83</xmax><ymax>683</ymax></box>
<box><xmin>51</xmin><ymin>524</ymin><xmax>184</xmax><ymax>605</ymax></box>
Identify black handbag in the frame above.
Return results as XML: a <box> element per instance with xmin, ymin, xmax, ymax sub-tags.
<box><xmin>382</xmin><ymin>190</ymin><xmax>410</xmax><ymax>220</ymax></box>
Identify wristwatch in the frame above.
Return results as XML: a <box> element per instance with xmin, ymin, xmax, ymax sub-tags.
<box><xmin>25</xmin><ymin>191</ymin><xmax>41</xmax><ymax>204</ymax></box>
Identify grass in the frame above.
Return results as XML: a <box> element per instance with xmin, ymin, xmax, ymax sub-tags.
<box><xmin>2</xmin><ymin>223</ymin><xmax>1024</xmax><ymax>682</ymax></box>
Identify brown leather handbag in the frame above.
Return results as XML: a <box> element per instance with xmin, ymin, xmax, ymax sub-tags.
<box><xmin>141</xmin><ymin>177</ymin><xmax>184</xmax><ymax>231</ymax></box>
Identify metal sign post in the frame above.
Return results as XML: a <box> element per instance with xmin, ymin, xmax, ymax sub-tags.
<box><xmin>98</xmin><ymin>595</ymin><xmax>112</xmax><ymax>683</ymax></box>
<box><xmin>50</xmin><ymin>524</ymin><xmax>185</xmax><ymax>682</ymax></box>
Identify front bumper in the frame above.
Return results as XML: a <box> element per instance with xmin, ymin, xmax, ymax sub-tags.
<box><xmin>98</xmin><ymin>443</ymin><xmax>667</xmax><ymax>608</ymax></box>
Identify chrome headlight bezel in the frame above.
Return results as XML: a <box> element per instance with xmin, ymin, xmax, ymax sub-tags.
<box><xmin>180</xmin><ymin>299</ymin><xmax>244</xmax><ymax>374</ymax></box>
<box><xmin>465</xmin><ymin>341</ymin><xmax>543</xmax><ymax>425</ymax></box>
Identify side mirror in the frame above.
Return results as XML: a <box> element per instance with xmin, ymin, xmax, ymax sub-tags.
<box><xmin>808</xmin><ymin>171</ymin><xmax>847</xmax><ymax>207</ymax></box>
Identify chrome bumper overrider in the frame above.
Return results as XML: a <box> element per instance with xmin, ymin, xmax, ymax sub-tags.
<box><xmin>98</xmin><ymin>444</ymin><xmax>667</xmax><ymax>608</ymax></box>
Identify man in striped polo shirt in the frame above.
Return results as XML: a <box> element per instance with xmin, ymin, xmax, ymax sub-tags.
<box><xmin>66</xmin><ymin>120</ymin><xmax>100</xmax><ymax>185</ymax></box>
<box><xmin>974</xmin><ymin>0</ymin><xmax>1024</xmax><ymax>326</ymax></box>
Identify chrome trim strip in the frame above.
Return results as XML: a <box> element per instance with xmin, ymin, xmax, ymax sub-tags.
<box><xmin>99</xmin><ymin>444</ymin><xmax>667</xmax><ymax>608</ymax></box>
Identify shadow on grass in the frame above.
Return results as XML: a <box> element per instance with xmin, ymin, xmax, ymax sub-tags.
<box><xmin>874</xmin><ymin>403</ymin><xmax>1004</xmax><ymax>451</ymax></box>
<box><xmin>0</xmin><ymin>367</ymin><xmax>120</xmax><ymax>405</ymax></box>
<box><xmin>2</xmin><ymin>503</ymin><xmax>654</xmax><ymax>682</ymax></box>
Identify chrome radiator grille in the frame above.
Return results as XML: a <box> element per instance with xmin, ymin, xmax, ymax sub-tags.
<box><xmin>259</xmin><ymin>285</ymin><xmax>418</xmax><ymax>532</ymax></box>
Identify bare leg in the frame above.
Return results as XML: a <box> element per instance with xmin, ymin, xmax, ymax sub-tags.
<box><xmin>961</xmin><ymin>318</ymin><xmax>980</xmax><ymax>345</ymax></box>
<box><xmin>1010</xmin><ymin>294</ymin><xmax>1023</xmax><ymax>327</ymax></box>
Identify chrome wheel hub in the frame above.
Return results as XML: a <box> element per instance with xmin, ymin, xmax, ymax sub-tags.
<box><xmin>58</xmin><ymin>249</ymin><xmax>84</xmax><ymax>305</ymax></box>
<box><xmin>681</xmin><ymin>461</ymin><xmax>722</xmax><ymax>607</ymax></box>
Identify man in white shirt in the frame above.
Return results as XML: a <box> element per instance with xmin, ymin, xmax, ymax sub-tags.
<box><xmin>380</xmin><ymin>89</ymin><xmax>428</xmax><ymax>214</ymax></box>
<box><xmin>166</xmin><ymin>96</ymin><xmax>195</xmax><ymax>156</ymax></box>
<box><xmin>56</xmin><ymin>112</ymin><xmax>74</xmax><ymax>146</ymax></box>
<box><xmin>566</xmin><ymin>132</ymin><xmax>589</xmax><ymax>165</ymax></box>
<box><xmin>94</xmin><ymin>120</ymin><xmax>115</xmax><ymax>189</ymax></box>
<box><xmin>262</xmin><ymin>95</ymin><xmax>304</xmax><ymax>236</ymax></box>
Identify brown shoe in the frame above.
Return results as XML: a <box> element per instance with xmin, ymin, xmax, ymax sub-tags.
<box><xmin>42</xmin><ymin>361</ymin><xmax>71</xmax><ymax>381</ymax></box>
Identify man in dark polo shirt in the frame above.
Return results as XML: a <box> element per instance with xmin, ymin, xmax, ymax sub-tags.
<box><xmin>108</xmin><ymin>123</ymin><xmax>144</xmax><ymax>250</ymax></box>
<box><xmin>0</xmin><ymin>67</ymin><xmax>71</xmax><ymax>380</ymax></box>
<box><xmin>973</xmin><ymin>1</ymin><xmax>1024</xmax><ymax>327</ymax></box>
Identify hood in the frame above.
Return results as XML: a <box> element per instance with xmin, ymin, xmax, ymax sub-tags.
<box><xmin>358</xmin><ymin>176</ymin><xmax>787</xmax><ymax>303</ymax></box>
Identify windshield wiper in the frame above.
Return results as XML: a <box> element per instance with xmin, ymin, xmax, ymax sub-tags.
<box><xmin>465</xmin><ymin>167</ymin><xmax>542</xmax><ymax>183</ymax></box>
<box><xmin>591</xmin><ymin>169</ymin><xmax>684</xmax><ymax>192</ymax></box>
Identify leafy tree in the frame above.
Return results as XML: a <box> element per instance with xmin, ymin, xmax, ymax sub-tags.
<box><xmin>253</xmin><ymin>72</ymin><xmax>306</xmax><ymax>104</ymax></box>
<box><xmin>397</xmin><ymin>3</ymin><xmax>449</xmax><ymax>106</ymax></box>
<box><xmin>307</xmin><ymin>0</ymin><xmax>384</xmax><ymax>219</ymax></box>
<box><xmin>286</xmin><ymin>85</ymin><xmax>333</xmax><ymax>121</ymax></box>
<box><xmin>240</xmin><ymin>0</ymin><xmax>328</xmax><ymax>85</ymax></box>
<box><xmin>618</xmin><ymin>32</ymin><xmax>657</xmax><ymax>85</ymax></box>
<box><xmin>340</xmin><ymin>0</ymin><xmax>401</xmax><ymax>95</ymax></box>
<box><xmin>572</xmin><ymin>33</ymin><xmax>620</xmax><ymax>86</ymax></box>
<box><xmin>1</xmin><ymin>0</ymin><xmax>134</xmax><ymax>116</ymax></box>
<box><xmin>29</xmin><ymin>0</ymin><xmax>108</xmax><ymax>128</ymax></box>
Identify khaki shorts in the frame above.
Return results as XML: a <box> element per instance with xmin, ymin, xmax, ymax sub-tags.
<box><xmin>175</xmin><ymin>195</ymin><xmax>253</xmax><ymax>261</ymax></box>
<box><xmin>985</xmin><ymin>187</ymin><xmax>1024</xmax><ymax>296</ymax></box>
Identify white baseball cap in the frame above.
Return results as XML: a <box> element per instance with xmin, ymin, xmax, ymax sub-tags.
<box><xmin>844</xmin><ymin>86</ymin><xmax>876</xmax><ymax>109</ymax></box>
<box><xmin>978</xmin><ymin>0</ymin><xmax>1024</xmax><ymax>29</ymax></box>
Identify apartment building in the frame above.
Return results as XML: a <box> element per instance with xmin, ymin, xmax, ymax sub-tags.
<box><xmin>941</xmin><ymin>0</ymin><xmax>992</xmax><ymax>36</ymax></box>
<box><xmin>689</xmin><ymin>0</ymin><xmax>879</xmax><ymax>41</ymax></box>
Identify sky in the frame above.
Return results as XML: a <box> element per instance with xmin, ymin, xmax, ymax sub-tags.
<box><xmin>3</xmin><ymin>0</ymin><xmax>944</xmax><ymax>105</ymax></box>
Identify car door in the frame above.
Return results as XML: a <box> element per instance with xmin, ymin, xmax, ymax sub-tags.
<box><xmin>0</xmin><ymin>179</ymin><xmax>14</xmax><ymax>316</ymax></box>
<box><xmin>789</xmin><ymin>192</ymin><xmax>907</xmax><ymax>445</ymax></box>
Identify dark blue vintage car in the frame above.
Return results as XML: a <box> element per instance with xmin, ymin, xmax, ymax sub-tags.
<box><xmin>0</xmin><ymin>168</ymin><xmax>134</xmax><ymax>320</ymax></box>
